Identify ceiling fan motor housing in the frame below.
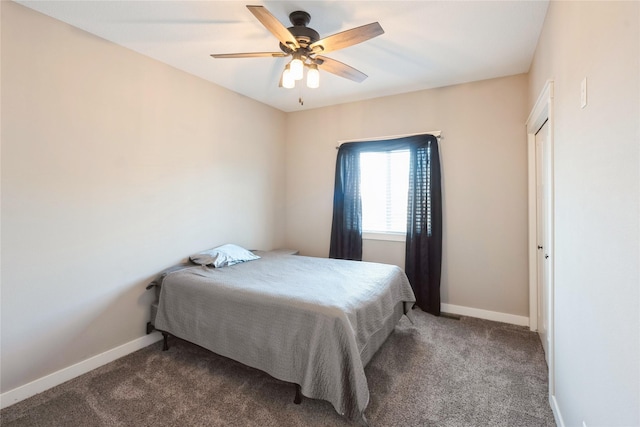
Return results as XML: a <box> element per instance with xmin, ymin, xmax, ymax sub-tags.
<box><xmin>279</xmin><ymin>11</ymin><xmax>320</xmax><ymax>53</ymax></box>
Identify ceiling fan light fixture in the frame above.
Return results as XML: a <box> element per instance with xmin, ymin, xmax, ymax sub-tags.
<box><xmin>307</xmin><ymin>64</ymin><xmax>319</xmax><ymax>88</ymax></box>
<box><xmin>282</xmin><ymin>64</ymin><xmax>295</xmax><ymax>89</ymax></box>
<box><xmin>290</xmin><ymin>54</ymin><xmax>304</xmax><ymax>81</ymax></box>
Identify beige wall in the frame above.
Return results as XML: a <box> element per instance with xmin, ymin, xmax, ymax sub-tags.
<box><xmin>284</xmin><ymin>74</ymin><xmax>530</xmax><ymax>318</ymax></box>
<box><xmin>1</xmin><ymin>2</ymin><xmax>285</xmax><ymax>394</ymax></box>
<box><xmin>528</xmin><ymin>1</ymin><xmax>639</xmax><ymax>425</ymax></box>
<box><xmin>8</xmin><ymin>3</ymin><xmax>638</xmax><ymax>422</ymax></box>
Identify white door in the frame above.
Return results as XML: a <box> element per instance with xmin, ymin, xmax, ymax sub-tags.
<box><xmin>535</xmin><ymin>120</ymin><xmax>551</xmax><ymax>362</ymax></box>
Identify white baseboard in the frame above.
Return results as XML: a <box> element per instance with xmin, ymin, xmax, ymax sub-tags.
<box><xmin>550</xmin><ymin>394</ymin><xmax>565</xmax><ymax>427</ymax></box>
<box><xmin>0</xmin><ymin>305</ymin><xmax>528</xmax><ymax>410</ymax></box>
<box><xmin>441</xmin><ymin>303</ymin><xmax>529</xmax><ymax>326</ymax></box>
<box><xmin>0</xmin><ymin>333</ymin><xmax>162</xmax><ymax>410</ymax></box>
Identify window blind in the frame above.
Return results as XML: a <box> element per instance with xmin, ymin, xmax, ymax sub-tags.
<box><xmin>360</xmin><ymin>149</ymin><xmax>410</xmax><ymax>234</ymax></box>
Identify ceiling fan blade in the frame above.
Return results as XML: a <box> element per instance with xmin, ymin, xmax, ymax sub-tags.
<box><xmin>246</xmin><ymin>5</ymin><xmax>300</xmax><ymax>51</ymax></box>
<box><xmin>309</xmin><ymin>22</ymin><xmax>384</xmax><ymax>55</ymax></box>
<box><xmin>315</xmin><ymin>56</ymin><xmax>368</xmax><ymax>83</ymax></box>
<box><xmin>210</xmin><ymin>52</ymin><xmax>287</xmax><ymax>58</ymax></box>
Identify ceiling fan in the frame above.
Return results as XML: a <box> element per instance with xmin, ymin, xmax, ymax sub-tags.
<box><xmin>210</xmin><ymin>5</ymin><xmax>384</xmax><ymax>89</ymax></box>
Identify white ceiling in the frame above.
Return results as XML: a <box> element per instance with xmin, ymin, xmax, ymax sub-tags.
<box><xmin>17</xmin><ymin>1</ymin><xmax>549</xmax><ymax>112</ymax></box>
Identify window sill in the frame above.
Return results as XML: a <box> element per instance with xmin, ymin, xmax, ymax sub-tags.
<box><xmin>362</xmin><ymin>232</ymin><xmax>406</xmax><ymax>242</ymax></box>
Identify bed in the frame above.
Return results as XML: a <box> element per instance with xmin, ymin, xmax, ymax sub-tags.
<box><xmin>147</xmin><ymin>248</ymin><xmax>416</xmax><ymax>423</ymax></box>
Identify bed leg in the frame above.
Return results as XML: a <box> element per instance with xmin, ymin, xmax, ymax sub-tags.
<box><xmin>294</xmin><ymin>384</ymin><xmax>302</xmax><ymax>404</ymax></box>
<box><xmin>162</xmin><ymin>332</ymin><xmax>169</xmax><ymax>351</ymax></box>
<box><xmin>146</xmin><ymin>322</ymin><xmax>154</xmax><ymax>335</ymax></box>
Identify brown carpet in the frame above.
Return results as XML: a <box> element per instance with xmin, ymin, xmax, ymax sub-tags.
<box><xmin>1</xmin><ymin>311</ymin><xmax>556</xmax><ymax>426</ymax></box>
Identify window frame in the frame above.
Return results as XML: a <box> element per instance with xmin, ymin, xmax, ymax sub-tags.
<box><xmin>334</xmin><ymin>130</ymin><xmax>441</xmax><ymax>243</ymax></box>
<box><xmin>362</xmin><ymin>231</ymin><xmax>406</xmax><ymax>242</ymax></box>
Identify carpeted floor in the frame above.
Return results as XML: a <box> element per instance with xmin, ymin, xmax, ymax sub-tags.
<box><xmin>1</xmin><ymin>311</ymin><xmax>556</xmax><ymax>426</ymax></box>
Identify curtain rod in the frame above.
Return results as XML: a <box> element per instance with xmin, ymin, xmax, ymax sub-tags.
<box><xmin>336</xmin><ymin>131</ymin><xmax>442</xmax><ymax>149</ymax></box>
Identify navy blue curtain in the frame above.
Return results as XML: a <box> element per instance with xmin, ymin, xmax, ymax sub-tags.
<box><xmin>405</xmin><ymin>138</ymin><xmax>442</xmax><ymax>315</ymax></box>
<box><xmin>329</xmin><ymin>147</ymin><xmax>362</xmax><ymax>260</ymax></box>
<box><xmin>329</xmin><ymin>134</ymin><xmax>442</xmax><ymax>315</ymax></box>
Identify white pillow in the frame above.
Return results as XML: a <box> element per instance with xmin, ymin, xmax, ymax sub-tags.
<box><xmin>189</xmin><ymin>244</ymin><xmax>260</xmax><ymax>268</ymax></box>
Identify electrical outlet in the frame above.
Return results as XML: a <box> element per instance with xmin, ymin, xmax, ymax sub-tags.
<box><xmin>581</xmin><ymin>78</ymin><xmax>587</xmax><ymax>108</ymax></box>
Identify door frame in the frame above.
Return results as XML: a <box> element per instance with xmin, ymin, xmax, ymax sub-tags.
<box><xmin>535</xmin><ymin>120</ymin><xmax>550</xmax><ymax>362</ymax></box>
<box><xmin>526</xmin><ymin>80</ymin><xmax>556</xmax><ymax>398</ymax></box>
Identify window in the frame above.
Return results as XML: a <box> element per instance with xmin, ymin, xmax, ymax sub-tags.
<box><xmin>330</xmin><ymin>134</ymin><xmax>441</xmax><ymax>312</ymax></box>
<box><xmin>360</xmin><ymin>150</ymin><xmax>410</xmax><ymax>235</ymax></box>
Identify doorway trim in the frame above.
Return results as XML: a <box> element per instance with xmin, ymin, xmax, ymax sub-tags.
<box><xmin>525</xmin><ymin>80</ymin><xmax>556</xmax><ymax>402</ymax></box>
<box><xmin>526</xmin><ymin>80</ymin><xmax>553</xmax><ymax>332</ymax></box>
